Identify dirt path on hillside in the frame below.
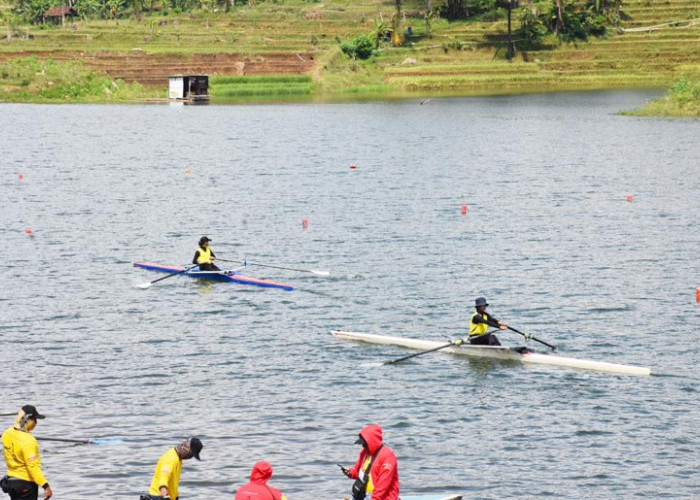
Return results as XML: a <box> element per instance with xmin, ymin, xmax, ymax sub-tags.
<box><xmin>0</xmin><ymin>51</ymin><xmax>317</xmax><ymax>86</ymax></box>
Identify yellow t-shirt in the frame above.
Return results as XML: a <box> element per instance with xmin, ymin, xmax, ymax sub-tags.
<box><xmin>1</xmin><ymin>426</ymin><xmax>48</xmax><ymax>486</ymax></box>
<box><xmin>149</xmin><ymin>448</ymin><xmax>182</xmax><ymax>499</ymax></box>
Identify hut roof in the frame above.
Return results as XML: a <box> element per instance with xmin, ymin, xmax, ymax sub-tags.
<box><xmin>44</xmin><ymin>5</ymin><xmax>76</xmax><ymax>16</ymax></box>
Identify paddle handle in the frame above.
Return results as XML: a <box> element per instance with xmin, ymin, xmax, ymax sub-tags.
<box><xmin>35</xmin><ymin>436</ymin><xmax>91</xmax><ymax>444</ymax></box>
<box><xmin>507</xmin><ymin>326</ymin><xmax>556</xmax><ymax>350</ymax></box>
<box><xmin>384</xmin><ymin>341</ymin><xmax>457</xmax><ymax>365</ymax></box>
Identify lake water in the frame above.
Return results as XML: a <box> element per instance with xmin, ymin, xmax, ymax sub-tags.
<box><xmin>1</xmin><ymin>91</ymin><xmax>698</xmax><ymax>499</ymax></box>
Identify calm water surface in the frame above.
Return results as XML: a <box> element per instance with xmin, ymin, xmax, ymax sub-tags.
<box><xmin>1</xmin><ymin>91</ymin><xmax>698</xmax><ymax>499</ymax></box>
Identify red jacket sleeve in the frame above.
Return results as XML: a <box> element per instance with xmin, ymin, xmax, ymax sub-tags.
<box><xmin>347</xmin><ymin>450</ymin><xmax>368</xmax><ymax>479</ymax></box>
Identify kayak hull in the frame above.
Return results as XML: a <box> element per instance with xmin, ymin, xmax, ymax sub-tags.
<box><xmin>134</xmin><ymin>262</ymin><xmax>294</xmax><ymax>291</ymax></box>
<box><xmin>332</xmin><ymin>330</ymin><xmax>651</xmax><ymax>376</ymax></box>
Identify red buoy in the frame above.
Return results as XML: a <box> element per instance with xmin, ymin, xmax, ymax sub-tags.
<box><xmin>18</xmin><ymin>173</ymin><xmax>23</xmax><ymax>180</ymax></box>
<box><xmin>696</xmin><ymin>287</ymin><xmax>700</xmax><ymax>303</ymax></box>
<box><xmin>627</xmin><ymin>194</ymin><xmax>633</xmax><ymax>202</ymax></box>
<box><xmin>302</xmin><ymin>218</ymin><xmax>308</xmax><ymax>229</ymax></box>
<box><xmin>25</xmin><ymin>228</ymin><xmax>32</xmax><ymax>234</ymax></box>
<box><xmin>350</xmin><ymin>164</ymin><xmax>357</xmax><ymax>169</ymax></box>
<box><xmin>461</xmin><ymin>204</ymin><xmax>467</xmax><ymax>215</ymax></box>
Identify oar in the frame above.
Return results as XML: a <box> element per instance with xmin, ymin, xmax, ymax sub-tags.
<box><xmin>137</xmin><ymin>266</ymin><xmax>192</xmax><ymax>289</ymax></box>
<box><xmin>383</xmin><ymin>337</ymin><xmax>468</xmax><ymax>365</ymax></box>
<box><xmin>506</xmin><ymin>325</ymin><xmax>556</xmax><ymax>351</ymax></box>
<box><xmin>35</xmin><ymin>436</ymin><xmax>123</xmax><ymax>445</ymax></box>
<box><xmin>217</xmin><ymin>258</ymin><xmax>330</xmax><ymax>277</ymax></box>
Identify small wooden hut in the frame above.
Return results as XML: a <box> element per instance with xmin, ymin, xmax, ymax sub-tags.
<box><xmin>168</xmin><ymin>75</ymin><xmax>210</xmax><ymax>103</ymax></box>
<box><xmin>44</xmin><ymin>6</ymin><xmax>77</xmax><ymax>26</ymax></box>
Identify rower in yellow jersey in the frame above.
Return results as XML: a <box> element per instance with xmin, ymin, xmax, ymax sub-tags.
<box><xmin>468</xmin><ymin>296</ymin><xmax>507</xmax><ymax>346</ymax></box>
<box><xmin>192</xmin><ymin>236</ymin><xmax>220</xmax><ymax>272</ymax></box>
<box><xmin>143</xmin><ymin>437</ymin><xmax>202</xmax><ymax>500</ymax></box>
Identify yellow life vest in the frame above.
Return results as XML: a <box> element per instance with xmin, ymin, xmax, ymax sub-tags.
<box><xmin>469</xmin><ymin>312</ymin><xmax>490</xmax><ymax>337</ymax></box>
<box><xmin>196</xmin><ymin>246</ymin><xmax>213</xmax><ymax>265</ymax></box>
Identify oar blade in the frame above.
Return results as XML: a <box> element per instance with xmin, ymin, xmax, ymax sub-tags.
<box><xmin>311</xmin><ymin>270</ymin><xmax>331</xmax><ymax>277</ymax></box>
<box><xmin>136</xmin><ymin>282</ymin><xmax>152</xmax><ymax>289</ymax></box>
<box><xmin>89</xmin><ymin>438</ymin><xmax>123</xmax><ymax>445</ymax></box>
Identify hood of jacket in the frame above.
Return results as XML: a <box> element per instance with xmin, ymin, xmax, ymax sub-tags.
<box><xmin>358</xmin><ymin>424</ymin><xmax>384</xmax><ymax>455</ymax></box>
<box><xmin>250</xmin><ymin>461</ymin><xmax>273</xmax><ymax>484</ymax></box>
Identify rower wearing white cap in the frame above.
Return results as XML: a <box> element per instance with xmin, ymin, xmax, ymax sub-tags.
<box><xmin>468</xmin><ymin>297</ymin><xmax>507</xmax><ymax>346</ymax></box>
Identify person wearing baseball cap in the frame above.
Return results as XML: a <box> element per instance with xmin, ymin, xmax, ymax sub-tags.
<box><xmin>339</xmin><ymin>424</ymin><xmax>399</xmax><ymax>500</ymax></box>
<box><xmin>468</xmin><ymin>296</ymin><xmax>507</xmax><ymax>345</ymax></box>
<box><xmin>192</xmin><ymin>236</ymin><xmax>220</xmax><ymax>272</ymax></box>
<box><xmin>1</xmin><ymin>405</ymin><xmax>52</xmax><ymax>500</ymax></box>
<box><xmin>145</xmin><ymin>437</ymin><xmax>202</xmax><ymax>500</ymax></box>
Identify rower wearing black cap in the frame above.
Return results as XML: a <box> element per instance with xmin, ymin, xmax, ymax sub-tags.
<box><xmin>468</xmin><ymin>296</ymin><xmax>507</xmax><ymax>346</ymax></box>
<box><xmin>143</xmin><ymin>437</ymin><xmax>203</xmax><ymax>500</ymax></box>
<box><xmin>1</xmin><ymin>405</ymin><xmax>52</xmax><ymax>500</ymax></box>
<box><xmin>192</xmin><ymin>236</ymin><xmax>220</xmax><ymax>272</ymax></box>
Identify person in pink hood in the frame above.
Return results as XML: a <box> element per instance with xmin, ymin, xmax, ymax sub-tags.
<box><xmin>234</xmin><ymin>461</ymin><xmax>287</xmax><ymax>500</ymax></box>
<box><xmin>340</xmin><ymin>424</ymin><xmax>399</xmax><ymax>500</ymax></box>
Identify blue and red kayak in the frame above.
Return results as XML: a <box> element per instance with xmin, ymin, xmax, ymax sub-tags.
<box><xmin>133</xmin><ymin>262</ymin><xmax>294</xmax><ymax>291</ymax></box>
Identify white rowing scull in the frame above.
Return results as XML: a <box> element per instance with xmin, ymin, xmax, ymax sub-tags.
<box><xmin>332</xmin><ymin>330</ymin><xmax>651</xmax><ymax>376</ymax></box>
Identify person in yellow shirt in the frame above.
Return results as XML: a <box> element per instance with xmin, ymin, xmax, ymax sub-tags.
<box><xmin>1</xmin><ymin>405</ymin><xmax>52</xmax><ymax>500</ymax></box>
<box><xmin>192</xmin><ymin>237</ymin><xmax>220</xmax><ymax>272</ymax></box>
<box><xmin>143</xmin><ymin>437</ymin><xmax>202</xmax><ymax>500</ymax></box>
<box><xmin>468</xmin><ymin>296</ymin><xmax>507</xmax><ymax>346</ymax></box>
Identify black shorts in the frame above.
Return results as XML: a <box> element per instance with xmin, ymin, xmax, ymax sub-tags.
<box><xmin>6</xmin><ymin>478</ymin><xmax>38</xmax><ymax>500</ymax></box>
<box><xmin>469</xmin><ymin>333</ymin><xmax>501</xmax><ymax>346</ymax></box>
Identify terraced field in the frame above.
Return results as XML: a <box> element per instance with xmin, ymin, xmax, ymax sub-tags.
<box><xmin>0</xmin><ymin>0</ymin><xmax>699</xmax><ymax>95</ymax></box>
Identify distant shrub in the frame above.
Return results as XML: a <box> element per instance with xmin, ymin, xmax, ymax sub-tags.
<box><xmin>340</xmin><ymin>34</ymin><xmax>375</xmax><ymax>60</ymax></box>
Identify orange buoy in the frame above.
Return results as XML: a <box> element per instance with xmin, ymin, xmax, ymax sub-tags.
<box><xmin>25</xmin><ymin>228</ymin><xmax>32</xmax><ymax>234</ymax></box>
<box><xmin>696</xmin><ymin>287</ymin><xmax>700</xmax><ymax>303</ymax></box>
<box><xmin>302</xmin><ymin>218</ymin><xmax>308</xmax><ymax>229</ymax></box>
<box><xmin>185</xmin><ymin>168</ymin><xmax>191</xmax><ymax>175</ymax></box>
<box><xmin>627</xmin><ymin>194</ymin><xmax>633</xmax><ymax>202</ymax></box>
<box><xmin>18</xmin><ymin>173</ymin><xmax>23</xmax><ymax>180</ymax></box>
<box><xmin>461</xmin><ymin>204</ymin><xmax>467</xmax><ymax>215</ymax></box>
<box><xmin>350</xmin><ymin>164</ymin><xmax>357</xmax><ymax>169</ymax></box>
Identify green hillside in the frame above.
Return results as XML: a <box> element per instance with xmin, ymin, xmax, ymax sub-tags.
<box><xmin>1</xmin><ymin>0</ymin><xmax>699</xmax><ymax>100</ymax></box>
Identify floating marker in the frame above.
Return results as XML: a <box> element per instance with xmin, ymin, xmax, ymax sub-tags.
<box><xmin>25</xmin><ymin>228</ymin><xmax>32</xmax><ymax>235</ymax></box>
<box><xmin>185</xmin><ymin>168</ymin><xmax>191</xmax><ymax>175</ymax></box>
<box><xmin>696</xmin><ymin>287</ymin><xmax>700</xmax><ymax>303</ymax></box>
<box><xmin>461</xmin><ymin>204</ymin><xmax>467</xmax><ymax>215</ymax></box>
<box><xmin>18</xmin><ymin>173</ymin><xmax>23</xmax><ymax>180</ymax></box>
<box><xmin>302</xmin><ymin>218</ymin><xmax>308</xmax><ymax>229</ymax></box>
<box><xmin>350</xmin><ymin>163</ymin><xmax>357</xmax><ymax>169</ymax></box>
<box><xmin>627</xmin><ymin>194</ymin><xmax>633</xmax><ymax>202</ymax></box>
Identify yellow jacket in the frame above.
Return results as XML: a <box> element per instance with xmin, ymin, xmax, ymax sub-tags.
<box><xmin>1</xmin><ymin>426</ymin><xmax>48</xmax><ymax>487</ymax></box>
<box><xmin>149</xmin><ymin>447</ymin><xmax>182</xmax><ymax>499</ymax></box>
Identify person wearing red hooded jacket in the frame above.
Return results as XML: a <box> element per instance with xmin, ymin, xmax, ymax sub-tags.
<box><xmin>234</xmin><ymin>461</ymin><xmax>287</xmax><ymax>500</ymax></box>
<box><xmin>340</xmin><ymin>424</ymin><xmax>399</xmax><ymax>500</ymax></box>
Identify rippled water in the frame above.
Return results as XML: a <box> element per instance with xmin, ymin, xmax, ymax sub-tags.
<box><xmin>1</xmin><ymin>92</ymin><xmax>698</xmax><ymax>499</ymax></box>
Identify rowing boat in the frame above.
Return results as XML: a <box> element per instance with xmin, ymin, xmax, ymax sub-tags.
<box><xmin>133</xmin><ymin>262</ymin><xmax>294</xmax><ymax>291</ymax></box>
<box><xmin>332</xmin><ymin>331</ymin><xmax>651</xmax><ymax>376</ymax></box>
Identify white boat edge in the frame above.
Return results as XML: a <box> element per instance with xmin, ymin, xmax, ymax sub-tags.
<box><xmin>332</xmin><ymin>330</ymin><xmax>651</xmax><ymax>377</ymax></box>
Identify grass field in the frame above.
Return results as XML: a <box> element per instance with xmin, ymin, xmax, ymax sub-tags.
<box><xmin>1</xmin><ymin>0</ymin><xmax>699</xmax><ymax>104</ymax></box>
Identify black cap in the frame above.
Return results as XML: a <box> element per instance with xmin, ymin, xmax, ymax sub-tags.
<box><xmin>199</xmin><ymin>236</ymin><xmax>211</xmax><ymax>245</ymax></box>
<box><xmin>22</xmin><ymin>405</ymin><xmax>45</xmax><ymax>419</ymax></box>
<box><xmin>191</xmin><ymin>437</ymin><xmax>203</xmax><ymax>460</ymax></box>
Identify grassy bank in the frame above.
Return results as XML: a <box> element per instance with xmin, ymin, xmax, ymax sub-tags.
<box><xmin>0</xmin><ymin>56</ymin><xmax>161</xmax><ymax>102</ymax></box>
<box><xmin>625</xmin><ymin>77</ymin><xmax>700</xmax><ymax>117</ymax></box>
<box><xmin>0</xmin><ymin>0</ymin><xmax>699</xmax><ymax>109</ymax></box>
